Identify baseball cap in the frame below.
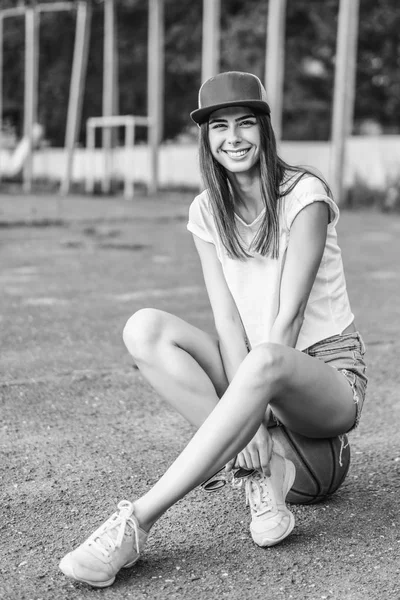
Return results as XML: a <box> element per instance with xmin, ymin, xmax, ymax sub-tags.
<box><xmin>190</xmin><ymin>71</ymin><xmax>271</xmax><ymax>124</ymax></box>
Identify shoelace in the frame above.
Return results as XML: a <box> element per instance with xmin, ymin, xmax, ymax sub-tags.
<box><xmin>89</xmin><ymin>500</ymin><xmax>140</xmax><ymax>558</ymax></box>
<box><xmin>245</xmin><ymin>472</ymin><xmax>274</xmax><ymax>516</ymax></box>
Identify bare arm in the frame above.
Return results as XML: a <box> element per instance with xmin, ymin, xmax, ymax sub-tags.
<box><xmin>270</xmin><ymin>201</ymin><xmax>329</xmax><ymax>347</ymax></box>
<box><xmin>193</xmin><ymin>234</ymin><xmax>273</xmax><ymax>475</ymax></box>
<box><xmin>192</xmin><ymin>234</ymin><xmax>248</xmax><ymax>383</ymax></box>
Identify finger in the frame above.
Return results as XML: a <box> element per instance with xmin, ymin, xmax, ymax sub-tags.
<box><xmin>259</xmin><ymin>449</ymin><xmax>271</xmax><ymax>476</ymax></box>
<box><xmin>259</xmin><ymin>436</ymin><xmax>273</xmax><ymax>476</ymax></box>
<box><xmin>235</xmin><ymin>452</ymin><xmax>249</xmax><ymax>470</ymax></box>
<box><xmin>240</xmin><ymin>450</ymin><xmax>257</xmax><ymax>471</ymax></box>
<box><xmin>225</xmin><ymin>457</ymin><xmax>236</xmax><ymax>473</ymax></box>
<box><xmin>260</xmin><ymin>460</ymin><xmax>271</xmax><ymax>477</ymax></box>
<box><xmin>248</xmin><ymin>448</ymin><xmax>261</xmax><ymax>473</ymax></box>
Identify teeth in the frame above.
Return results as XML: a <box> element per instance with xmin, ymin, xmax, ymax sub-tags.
<box><xmin>225</xmin><ymin>149</ymin><xmax>249</xmax><ymax>157</ymax></box>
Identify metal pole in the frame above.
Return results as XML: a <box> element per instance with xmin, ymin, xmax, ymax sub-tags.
<box><xmin>23</xmin><ymin>6</ymin><xmax>39</xmax><ymax>193</ymax></box>
<box><xmin>0</xmin><ymin>8</ymin><xmax>26</xmax><ymax>19</ymax></box>
<box><xmin>38</xmin><ymin>2</ymin><xmax>75</xmax><ymax>13</ymax></box>
<box><xmin>124</xmin><ymin>118</ymin><xmax>134</xmax><ymax>199</ymax></box>
<box><xmin>147</xmin><ymin>0</ymin><xmax>164</xmax><ymax>195</ymax></box>
<box><xmin>112</xmin><ymin>7</ymin><xmax>119</xmax><ymax>119</ymax></box>
<box><xmin>265</xmin><ymin>0</ymin><xmax>287</xmax><ymax>144</ymax></box>
<box><xmin>201</xmin><ymin>0</ymin><xmax>220</xmax><ymax>84</ymax></box>
<box><xmin>61</xmin><ymin>0</ymin><xmax>92</xmax><ymax>195</ymax></box>
<box><xmin>1</xmin><ymin>4</ymin><xmax>75</xmax><ymax>189</ymax></box>
<box><xmin>0</xmin><ymin>16</ymin><xmax>4</xmax><ymax>182</ymax></box>
<box><xmin>85</xmin><ymin>120</ymin><xmax>95</xmax><ymax>193</ymax></box>
<box><xmin>330</xmin><ymin>0</ymin><xmax>360</xmax><ymax>204</ymax></box>
<box><xmin>102</xmin><ymin>0</ymin><xmax>117</xmax><ymax>194</ymax></box>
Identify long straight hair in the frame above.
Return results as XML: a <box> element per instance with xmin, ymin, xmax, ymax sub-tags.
<box><xmin>199</xmin><ymin>113</ymin><xmax>331</xmax><ymax>260</ymax></box>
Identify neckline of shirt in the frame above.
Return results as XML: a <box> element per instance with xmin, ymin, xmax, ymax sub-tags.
<box><xmin>234</xmin><ymin>208</ymin><xmax>265</xmax><ymax>227</ymax></box>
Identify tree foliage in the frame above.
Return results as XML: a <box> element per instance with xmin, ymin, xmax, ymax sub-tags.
<box><xmin>1</xmin><ymin>0</ymin><xmax>400</xmax><ymax>144</ymax></box>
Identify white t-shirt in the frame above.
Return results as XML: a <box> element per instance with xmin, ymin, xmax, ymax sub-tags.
<box><xmin>187</xmin><ymin>175</ymin><xmax>354</xmax><ymax>351</ymax></box>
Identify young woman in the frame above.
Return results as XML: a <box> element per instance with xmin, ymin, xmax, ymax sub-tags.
<box><xmin>59</xmin><ymin>71</ymin><xmax>367</xmax><ymax>588</ymax></box>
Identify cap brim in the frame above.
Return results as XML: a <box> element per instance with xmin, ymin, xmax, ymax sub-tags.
<box><xmin>190</xmin><ymin>100</ymin><xmax>270</xmax><ymax>124</ymax></box>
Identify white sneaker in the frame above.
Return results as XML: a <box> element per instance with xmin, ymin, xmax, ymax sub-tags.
<box><xmin>59</xmin><ymin>500</ymin><xmax>148</xmax><ymax>588</ymax></box>
<box><xmin>245</xmin><ymin>452</ymin><xmax>296</xmax><ymax>547</ymax></box>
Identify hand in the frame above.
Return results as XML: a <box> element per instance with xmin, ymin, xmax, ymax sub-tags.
<box><xmin>226</xmin><ymin>423</ymin><xmax>273</xmax><ymax>477</ymax></box>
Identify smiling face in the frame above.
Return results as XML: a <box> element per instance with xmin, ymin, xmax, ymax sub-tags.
<box><xmin>207</xmin><ymin>106</ymin><xmax>261</xmax><ymax>175</ymax></box>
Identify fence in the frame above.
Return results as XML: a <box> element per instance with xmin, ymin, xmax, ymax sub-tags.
<box><xmin>0</xmin><ymin>135</ymin><xmax>399</xmax><ymax>192</ymax></box>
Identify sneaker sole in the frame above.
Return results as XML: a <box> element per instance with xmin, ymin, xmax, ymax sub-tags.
<box><xmin>251</xmin><ymin>458</ymin><xmax>296</xmax><ymax>548</ymax></box>
<box><xmin>59</xmin><ymin>555</ymin><xmax>116</xmax><ymax>588</ymax></box>
<box><xmin>59</xmin><ymin>554</ymin><xmax>140</xmax><ymax>588</ymax></box>
<box><xmin>252</xmin><ymin>509</ymin><xmax>295</xmax><ymax>548</ymax></box>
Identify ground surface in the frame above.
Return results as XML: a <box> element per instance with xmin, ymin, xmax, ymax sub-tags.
<box><xmin>1</xmin><ymin>191</ymin><xmax>400</xmax><ymax>600</ymax></box>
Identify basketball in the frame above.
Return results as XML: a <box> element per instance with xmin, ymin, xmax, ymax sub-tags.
<box><xmin>269</xmin><ymin>425</ymin><xmax>351</xmax><ymax>504</ymax></box>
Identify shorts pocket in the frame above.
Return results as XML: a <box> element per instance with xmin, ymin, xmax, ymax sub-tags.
<box><xmin>311</xmin><ymin>343</ymin><xmax>359</xmax><ymax>358</ymax></box>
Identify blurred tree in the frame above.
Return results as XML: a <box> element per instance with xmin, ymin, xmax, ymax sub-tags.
<box><xmin>163</xmin><ymin>0</ymin><xmax>202</xmax><ymax>139</ymax></box>
<box><xmin>38</xmin><ymin>10</ymin><xmax>76</xmax><ymax>145</ymax></box>
<box><xmin>2</xmin><ymin>15</ymin><xmax>25</xmax><ymax>137</ymax></box>
<box><xmin>284</xmin><ymin>0</ymin><xmax>338</xmax><ymax>140</ymax></box>
<box><xmin>356</xmin><ymin>0</ymin><xmax>400</xmax><ymax>133</ymax></box>
<box><xmin>116</xmin><ymin>0</ymin><xmax>148</xmax><ymax>139</ymax></box>
<box><xmin>1</xmin><ymin>0</ymin><xmax>399</xmax><ymax>144</ymax></box>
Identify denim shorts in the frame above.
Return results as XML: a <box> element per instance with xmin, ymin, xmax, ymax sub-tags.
<box><xmin>303</xmin><ymin>331</ymin><xmax>368</xmax><ymax>432</ymax></box>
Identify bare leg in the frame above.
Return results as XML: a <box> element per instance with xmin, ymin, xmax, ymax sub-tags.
<box><xmin>132</xmin><ymin>342</ymin><xmax>356</xmax><ymax>531</ymax></box>
<box><xmin>123</xmin><ymin>308</ymin><xmax>229</xmax><ymax>427</ymax></box>
<box><xmin>59</xmin><ymin>325</ymin><xmax>358</xmax><ymax>587</ymax></box>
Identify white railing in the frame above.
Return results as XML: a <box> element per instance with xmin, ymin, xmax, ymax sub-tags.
<box><xmin>85</xmin><ymin>115</ymin><xmax>151</xmax><ymax>199</ymax></box>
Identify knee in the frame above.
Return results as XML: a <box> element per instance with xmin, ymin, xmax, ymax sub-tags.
<box><xmin>123</xmin><ymin>308</ymin><xmax>166</xmax><ymax>361</ymax></box>
<box><xmin>247</xmin><ymin>343</ymin><xmax>286</xmax><ymax>390</ymax></box>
